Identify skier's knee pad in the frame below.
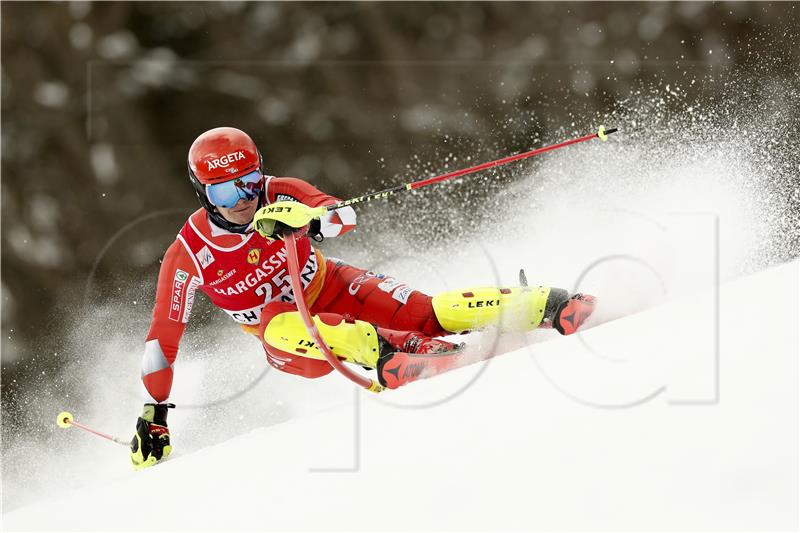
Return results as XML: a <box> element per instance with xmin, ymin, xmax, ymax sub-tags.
<box><xmin>263</xmin><ymin>311</ymin><xmax>381</xmax><ymax>367</ymax></box>
<box><xmin>431</xmin><ymin>286</ymin><xmax>552</xmax><ymax>333</ymax></box>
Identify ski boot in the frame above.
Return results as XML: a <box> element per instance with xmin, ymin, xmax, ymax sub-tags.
<box><xmin>541</xmin><ymin>289</ymin><xmax>597</xmax><ymax>335</ymax></box>
<box><xmin>376</xmin><ymin>328</ymin><xmax>465</xmax><ymax>389</ymax></box>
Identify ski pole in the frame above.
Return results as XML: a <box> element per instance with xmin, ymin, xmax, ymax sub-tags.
<box><xmin>255</xmin><ymin>126</ymin><xmax>617</xmax><ymax>389</ymax></box>
<box><xmin>56</xmin><ymin>411</ymin><xmax>129</xmax><ymax>447</ymax></box>
<box><xmin>327</xmin><ymin>125</ymin><xmax>617</xmax><ymax>210</ymax></box>
<box><xmin>250</xmin><ymin>126</ymin><xmax>617</xmax><ymax>236</ymax></box>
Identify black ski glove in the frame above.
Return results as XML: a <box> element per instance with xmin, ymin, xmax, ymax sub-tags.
<box><xmin>272</xmin><ymin>218</ymin><xmax>323</xmax><ymax>242</ymax></box>
<box><xmin>130</xmin><ymin>403</ymin><xmax>174</xmax><ymax>470</ymax></box>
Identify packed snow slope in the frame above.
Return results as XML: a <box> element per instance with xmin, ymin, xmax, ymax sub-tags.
<box><xmin>3</xmin><ymin>259</ymin><xmax>797</xmax><ymax>531</ymax></box>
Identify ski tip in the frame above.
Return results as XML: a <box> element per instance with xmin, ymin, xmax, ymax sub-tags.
<box><xmin>56</xmin><ymin>411</ymin><xmax>74</xmax><ymax>429</ymax></box>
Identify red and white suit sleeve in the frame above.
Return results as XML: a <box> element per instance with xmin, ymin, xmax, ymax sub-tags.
<box><xmin>141</xmin><ymin>238</ymin><xmax>202</xmax><ymax>403</ymax></box>
<box><xmin>266</xmin><ymin>176</ymin><xmax>357</xmax><ymax>238</ymax></box>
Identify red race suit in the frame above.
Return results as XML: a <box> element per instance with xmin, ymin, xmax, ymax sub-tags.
<box><xmin>142</xmin><ymin>176</ymin><xmax>445</xmax><ymax>402</ymax></box>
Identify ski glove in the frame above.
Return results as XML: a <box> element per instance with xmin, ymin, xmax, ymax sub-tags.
<box><xmin>130</xmin><ymin>403</ymin><xmax>174</xmax><ymax>470</ymax></box>
<box><xmin>272</xmin><ymin>218</ymin><xmax>322</xmax><ymax>241</ymax></box>
<box><xmin>251</xmin><ymin>201</ymin><xmax>326</xmax><ymax>241</ymax></box>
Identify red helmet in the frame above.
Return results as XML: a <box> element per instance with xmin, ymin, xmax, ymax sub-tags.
<box><xmin>187</xmin><ymin>127</ymin><xmax>265</xmax><ymax>233</ymax></box>
<box><xmin>188</xmin><ymin>127</ymin><xmax>262</xmax><ymax>184</ymax></box>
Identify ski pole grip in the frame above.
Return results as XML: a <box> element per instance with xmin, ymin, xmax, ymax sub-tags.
<box><xmin>597</xmin><ymin>126</ymin><xmax>618</xmax><ymax>141</ymax></box>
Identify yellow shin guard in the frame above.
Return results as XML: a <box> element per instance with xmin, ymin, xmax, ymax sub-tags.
<box><xmin>263</xmin><ymin>312</ymin><xmax>381</xmax><ymax>367</ymax></box>
<box><xmin>432</xmin><ymin>286</ymin><xmax>552</xmax><ymax>333</ymax></box>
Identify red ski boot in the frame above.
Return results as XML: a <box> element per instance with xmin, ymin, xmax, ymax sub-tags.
<box><xmin>376</xmin><ymin>328</ymin><xmax>464</xmax><ymax>389</ymax></box>
<box><xmin>551</xmin><ymin>292</ymin><xmax>597</xmax><ymax>335</ymax></box>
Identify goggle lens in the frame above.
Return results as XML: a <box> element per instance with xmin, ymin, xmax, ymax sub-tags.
<box><xmin>205</xmin><ymin>171</ymin><xmax>263</xmax><ymax>209</ymax></box>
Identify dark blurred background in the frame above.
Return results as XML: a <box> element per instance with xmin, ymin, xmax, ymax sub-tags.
<box><xmin>2</xmin><ymin>2</ymin><xmax>799</xmax><ymax>405</ymax></box>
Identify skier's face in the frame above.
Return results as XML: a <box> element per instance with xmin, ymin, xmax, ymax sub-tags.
<box><xmin>217</xmin><ymin>196</ymin><xmax>260</xmax><ymax>225</ymax></box>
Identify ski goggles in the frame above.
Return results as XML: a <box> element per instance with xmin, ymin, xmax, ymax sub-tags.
<box><xmin>205</xmin><ymin>171</ymin><xmax>264</xmax><ymax>208</ymax></box>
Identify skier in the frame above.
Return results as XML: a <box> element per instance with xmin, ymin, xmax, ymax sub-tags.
<box><xmin>130</xmin><ymin>127</ymin><xmax>597</xmax><ymax>469</ymax></box>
